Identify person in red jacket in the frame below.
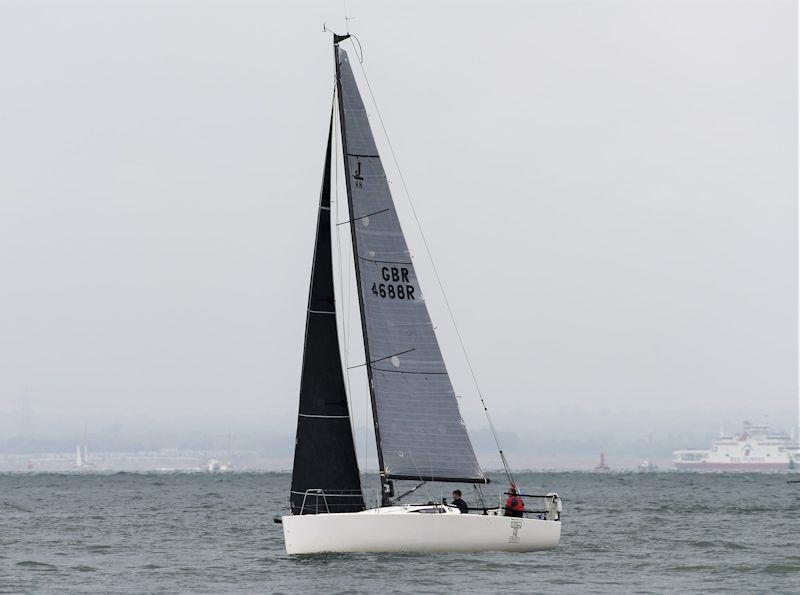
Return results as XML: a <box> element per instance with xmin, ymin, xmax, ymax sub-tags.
<box><xmin>504</xmin><ymin>486</ymin><xmax>525</xmax><ymax>517</ymax></box>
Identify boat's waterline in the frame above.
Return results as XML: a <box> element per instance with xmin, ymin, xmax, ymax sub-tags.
<box><xmin>281</xmin><ymin>507</ymin><xmax>561</xmax><ymax>554</ymax></box>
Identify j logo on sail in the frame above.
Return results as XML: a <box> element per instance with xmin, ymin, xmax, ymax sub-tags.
<box><xmin>353</xmin><ymin>160</ymin><xmax>364</xmax><ymax>187</ymax></box>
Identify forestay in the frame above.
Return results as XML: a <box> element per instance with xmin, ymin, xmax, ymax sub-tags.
<box><xmin>336</xmin><ymin>48</ymin><xmax>486</xmax><ymax>484</ymax></box>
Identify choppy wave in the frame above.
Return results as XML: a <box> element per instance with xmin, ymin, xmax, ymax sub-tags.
<box><xmin>15</xmin><ymin>561</ymin><xmax>57</xmax><ymax>571</ymax></box>
<box><xmin>1</xmin><ymin>472</ymin><xmax>798</xmax><ymax>593</ymax></box>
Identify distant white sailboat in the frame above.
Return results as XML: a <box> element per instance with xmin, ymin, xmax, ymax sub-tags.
<box><xmin>74</xmin><ymin>443</ymin><xmax>95</xmax><ymax>470</ymax></box>
<box><xmin>74</xmin><ymin>428</ymin><xmax>96</xmax><ymax>470</ymax></box>
<box><xmin>278</xmin><ymin>33</ymin><xmax>562</xmax><ymax>555</ymax></box>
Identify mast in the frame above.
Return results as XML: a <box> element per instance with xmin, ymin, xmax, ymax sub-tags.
<box><xmin>333</xmin><ymin>34</ymin><xmax>391</xmax><ymax>506</ymax></box>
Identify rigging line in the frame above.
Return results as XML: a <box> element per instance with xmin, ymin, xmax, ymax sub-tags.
<box><xmin>405</xmin><ymin>450</ymin><xmax>435</xmax><ymax>503</ymax></box>
<box><xmin>333</xmin><ymin>92</ymin><xmax>344</xmax><ymax>353</ymax></box>
<box><xmin>349</xmin><ymin>33</ymin><xmax>364</xmax><ymax>64</ymax></box>
<box><xmin>341</xmin><ymin>0</ymin><xmax>364</xmax><ymax>64</ymax></box>
<box><xmin>472</xmin><ymin>484</ymin><xmax>485</xmax><ymax>509</ymax></box>
<box><xmin>338</xmin><ymin>102</ymin><xmax>367</xmax><ymax>480</ymax></box>
<box><xmin>333</xmin><ymin>88</ymin><xmax>364</xmax><ymax>497</ymax></box>
<box><xmin>391</xmin><ymin>481</ymin><xmax>425</xmax><ymax>504</ymax></box>
<box><xmin>333</xmin><ymin>81</ymin><xmax>366</xmax><ymax>479</ymax></box>
<box><xmin>333</xmin><ymin>83</ymin><xmax>368</xmax><ymax>482</ymax></box>
<box><xmin>332</xmin><ymin>90</ymin><xmax>352</xmax><ymax>420</ymax></box>
<box><xmin>336</xmin><ymin>208</ymin><xmax>390</xmax><ymax>226</ymax></box>
<box><xmin>347</xmin><ymin>348</ymin><xmax>416</xmax><ymax>370</ymax></box>
<box><xmin>336</xmin><ymin>93</ymin><xmax>361</xmax><ymax>477</ymax></box>
<box><xmin>350</xmin><ymin>38</ymin><xmax>516</xmax><ymax>488</ymax></box>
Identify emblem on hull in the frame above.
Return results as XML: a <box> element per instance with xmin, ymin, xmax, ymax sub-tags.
<box><xmin>508</xmin><ymin>520</ymin><xmax>523</xmax><ymax>543</ymax></box>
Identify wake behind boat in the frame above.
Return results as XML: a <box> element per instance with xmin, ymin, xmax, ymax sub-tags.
<box><xmin>279</xmin><ymin>33</ymin><xmax>562</xmax><ymax>555</ymax></box>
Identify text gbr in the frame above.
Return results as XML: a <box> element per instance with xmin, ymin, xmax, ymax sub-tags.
<box><xmin>371</xmin><ymin>266</ymin><xmax>415</xmax><ymax>300</ymax></box>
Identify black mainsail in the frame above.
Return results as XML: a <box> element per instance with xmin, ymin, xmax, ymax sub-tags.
<box><xmin>289</xmin><ymin>113</ymin><xmax>365</xmax><ymax>515</ymax></box>
<box><xmin>334</xmin><ymin>44</ymin><xmax>486</xmax><ymax>493</ymax></box>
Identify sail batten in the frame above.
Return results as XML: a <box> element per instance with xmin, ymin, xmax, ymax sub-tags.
<box><xmin>289</xmin><ymin>112</ymin><xmax>365</xmax><ymax>515</ymax></box>
<box><xmin>336</xmin><ymin>47</ymin><xmax>486</xmax><ymax>486</ymax></box>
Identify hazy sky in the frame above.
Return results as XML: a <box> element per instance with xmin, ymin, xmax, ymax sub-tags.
<box><xmin>1</xmin><ymin>1</ymin><xmax>796</xmax><ymax>449</ymax></box>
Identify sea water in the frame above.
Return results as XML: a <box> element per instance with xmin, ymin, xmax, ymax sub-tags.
<box><xmin>1</xmin><ymin>471</ymin><xmax>798</xmax><ymax>593</ymax></box>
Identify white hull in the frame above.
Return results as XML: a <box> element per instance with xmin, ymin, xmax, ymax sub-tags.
<box><xmin>282</xmin><ymin>506</ymin><xmax>561</xmax><ymax>554</ymax></box>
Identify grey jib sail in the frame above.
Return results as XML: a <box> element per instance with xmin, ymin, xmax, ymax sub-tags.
<box><xmin>289</xmin><ymin>113</ymin><xmax>365</xmax><ymax>514</ymax></box>
<box><xmin>336</xmin><ymin>48</ymin><xmax>486</xmax><ymax>484</ymax></box>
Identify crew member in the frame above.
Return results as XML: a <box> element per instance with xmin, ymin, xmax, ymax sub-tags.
<box><xmin>504</xmin><ymin>486</ymin><xmax>524</xmax><ymax>517</ymax></box>
<box><xmin>451</xmin><ymin>490</ymin><xmax>469</xmax><ymax>514</ymax></box>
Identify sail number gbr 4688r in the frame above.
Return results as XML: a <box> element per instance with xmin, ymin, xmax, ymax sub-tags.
<box><xmin>371</xmin><ymin>266</ymin><xmax>416</xmax><ymax>300</ymax></box>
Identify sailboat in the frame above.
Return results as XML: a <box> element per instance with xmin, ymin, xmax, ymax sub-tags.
<box><xmin>74</xmin><ymin>426</ymin><xmax>96</xmax><ymax>470</ymax></box>
<box><xmin>74</xmin><ymin>442</ymin><xmax>95</xmax><ymax>470</ymax></box>
<box><xmin>279</xmin><ymin>34</ymin><xmax>562</xmax><ymax>555</ymax></box>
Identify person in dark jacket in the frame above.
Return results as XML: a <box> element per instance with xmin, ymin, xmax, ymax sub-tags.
<box><xmin>451</xmin><ymin>490</ymin><xmax>469</xmax><ymax>514</ymax></box>
<box><xmin>504</xmin><ymin>486</ymin><xmax>525</xmax><ymax>517</ymax></box>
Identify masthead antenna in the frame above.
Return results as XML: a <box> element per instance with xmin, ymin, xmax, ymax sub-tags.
<box><xmin>342</xmin><ymin>0</ymin><xmax>363</xmax><ymax>61</ymax></box>
<box><xmin>344</xmin><ymin>0</ymin><xmax>353</xmax><ymax>33</ymax></box>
